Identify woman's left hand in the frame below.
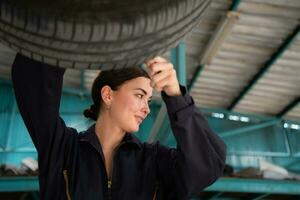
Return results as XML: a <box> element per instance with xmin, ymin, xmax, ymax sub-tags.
<box><xmin>146</xmin><ymin>56</ymin><xmax>181</xmax><ymax>96</ymax></box>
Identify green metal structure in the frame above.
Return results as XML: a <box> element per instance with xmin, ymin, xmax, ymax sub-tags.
<box><xmin>1</xmin><ymin>0</ymin><xmax>300</xmax><ymax>198</ymax></box>
<box><xmin>1</xmin><ymin>74</ymin><xmax>300</xmax><ymax>198</ymax></box>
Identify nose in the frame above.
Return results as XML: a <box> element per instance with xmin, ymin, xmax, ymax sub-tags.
<box><xmin>141</xmin><ymin>100</ymin><xmax>150</xmax><ymax>115</ymax></box>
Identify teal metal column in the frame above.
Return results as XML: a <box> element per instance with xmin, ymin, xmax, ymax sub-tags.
<box><xmin>282</xmin><ymin>122</ymin><xmax>292</xmax><ymax>156</ymax></box>
<box><xmin>171</xmin><ymin>41</ymin><xmax>186</xmax><ymax>86</ymax></box>
<box><xmin>6</xmin><ymin>101</ymin><xmax>17</xmax><ymax>148</ymax></box>
<box><xmin>229</xmin><ymin>0</ymin><xmax>242</xmax><ymax>11</ymax></box>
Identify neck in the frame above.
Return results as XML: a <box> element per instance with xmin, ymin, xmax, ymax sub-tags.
<box><xmin>95</xmin><ymin>111</ymin><xmax>126</xmax><ymax>153</ymax></box>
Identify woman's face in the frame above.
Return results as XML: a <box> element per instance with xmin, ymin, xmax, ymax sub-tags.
<box><xmin>110</xmin><ymin>77</ymin><xmax>153</xmax><ymax>133</ymax></box>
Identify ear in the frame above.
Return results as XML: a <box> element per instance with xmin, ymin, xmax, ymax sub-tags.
<box><xmin>100</xmin><ymin>85</ymin><xmax>114</xmax><ymax>106</ymax></box>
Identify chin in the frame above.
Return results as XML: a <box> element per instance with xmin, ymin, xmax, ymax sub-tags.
<box><xmin>124</xmin><ymin>125</ymin><xmax>139</xmax><ymax>133</ymax></box>
<box><xmin>131</xmin><ymin>127</ymin><xmax>139</xmax><ymax>133</ymax></box>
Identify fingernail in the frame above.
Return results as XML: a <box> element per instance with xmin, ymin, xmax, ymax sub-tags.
<box><xmin>141</xmin><ymin>63</ymin><xmax>147</xmax><ymax>71</ymax></box>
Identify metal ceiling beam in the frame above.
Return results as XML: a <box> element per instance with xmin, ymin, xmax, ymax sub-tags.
<box><xmin>277</xmin><ymin>96</ymin><xmax>300</xmax><ymax>117</ymax></box>
<box><xmin>219</xmin><ymin>119</ymin><xmax>280</xmax><ymax>138</ymax></box>
<box><xmin>228</xmin><ymin>25</ymin><xmax>300</xmax><ymax>110</ymax></box>
<box><xmin>187</xmin><ymin>64</ymin><xmax>204</xmax><ymax>91</ymax></box>
<box><xmin>188</xmin><ymin>0</ymin><xmax>241</xmax><ymax>92</ymax></box>
<box><xmin>200</xmin><ymin>12</ymin><xmax>239</xmax><ymax>65</ymax></box>
<box><xmin>147</xmin><ymin>100</ymin><xmax>300</xmax><ymax>126</ymax></box>
<box><xmin>206</xmin><ymin>177</ymin><xmax>300</xmax><ymax>194</ymax></box>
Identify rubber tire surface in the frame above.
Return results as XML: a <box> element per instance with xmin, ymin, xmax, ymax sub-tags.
<box><xmin>0</xmin><ymin>0</ymin><xmax>211</xmax><ymax>69</ymax></box>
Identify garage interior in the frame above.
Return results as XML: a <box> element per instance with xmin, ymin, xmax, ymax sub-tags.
<box><xmin>0</xmin><ymin>0</ymin><xmax>300</xmax><ymax>199</ymax></box>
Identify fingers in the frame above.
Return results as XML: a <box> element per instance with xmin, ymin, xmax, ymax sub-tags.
<box><xmin>146</xmin><ymin>56</ymin><xmax>173</xmax><ymax>76</ymax></box>
<box><xmin>151</xmin><ymin>68</ymin><xmax>173</xmax><ymax>86</ymax></box>
<box><xmin>146</xmin><ymin>56</ymin><xmax>168</xmax><ymax>67</ymax></box>
<box><xmin>145</xmin><ymin>56</ymin><xmax>179</xmax><ymax>95</ymax></box>
<box><xmin>153</xmin><ymin>72</ymin><xmax>173</xmax><ymax>92</ymax></box>
<box><xmin>148</xmin><ymin>62</ymin><xmax>173</xmax><ymax>76</ymax></box>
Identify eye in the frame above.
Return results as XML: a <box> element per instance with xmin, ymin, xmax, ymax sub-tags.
<box><xmin>136</xmin><ymin>94</ymin><xmax>144</xmax><ymax>99</ymax></box>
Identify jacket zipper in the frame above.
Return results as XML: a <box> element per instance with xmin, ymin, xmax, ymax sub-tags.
<box><xmin>81</xmin><ymin>139</ymin><xmax>128</xmax><ymax>199</ymax></box>
<box><xmin>63</xmin><ymin>170</ymin><xmax>71</xmax><ymax>200</ymax></box>
<box><xmin>107</xmin><ymin>141</ymin><xmax>126</xmax><ymax>200</ymax></box>
<box><xmin>152</xmin><ymin>181</ymin><xmax>159</xmax><ymax>200</ymax></box>
<box><xmin>107</xmin><ymin>180</ymin><xmax>112</xmax><ymax>200</ymax></box>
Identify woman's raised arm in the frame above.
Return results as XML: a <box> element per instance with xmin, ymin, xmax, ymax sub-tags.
<box><xmin>155</xmin><ymin>87</ymin><xmax>226</xmax><ymax>199</ymax></box>
<box><xmin>11</xmin><ymin>54</ymin><xmax>76</xmax><ymax>173</ymax></box>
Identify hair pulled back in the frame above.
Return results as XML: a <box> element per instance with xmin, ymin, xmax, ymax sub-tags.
<box><xmin>83</xmin><ymin>67</ymin><xmax>150</xmax><ymax>121</ymax></box>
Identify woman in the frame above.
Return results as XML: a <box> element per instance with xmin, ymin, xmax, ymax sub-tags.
<box><xmin>12</xmin><ymin>54</ymin><xmax>226</xmax><ymax>200</ymax></box>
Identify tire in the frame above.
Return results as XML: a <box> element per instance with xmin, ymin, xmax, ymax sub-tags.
<box><xmin>0</xmin><ymin>0</ymin><xmax>211</xmax><ymax>69</ymax></box>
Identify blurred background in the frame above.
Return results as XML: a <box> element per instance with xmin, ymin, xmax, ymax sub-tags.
<box><xmin>0</xmin><ymin>0</ymin><xmax>300</xmax><ymax>199</ymax></box>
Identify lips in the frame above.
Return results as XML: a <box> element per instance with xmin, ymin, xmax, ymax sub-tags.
<box><xmin>135</xmin><ymin>116</ymin><xmax>144</xmax><ymax>124</ymax></box>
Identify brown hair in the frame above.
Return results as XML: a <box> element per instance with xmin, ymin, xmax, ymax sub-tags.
<box><xmin>83</xmin><ymin>67</ymin><xmax>150</xmax><ymax>121</ymax></box>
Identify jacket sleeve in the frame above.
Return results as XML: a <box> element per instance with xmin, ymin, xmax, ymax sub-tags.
<box><xmin>11</xmin><ymin>54</ymin><xmax>76</xmax><ymax>174</ymax></box>
<box><xmin>155</xmin><ymin>85</ymin><xmax>226</xmax><ymax>199</ymax></box>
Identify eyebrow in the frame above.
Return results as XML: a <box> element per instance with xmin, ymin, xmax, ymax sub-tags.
<box><xmin>134</xmin><ymin>88</ymin><xmax>152</xmax><ymax>99</ymax></box>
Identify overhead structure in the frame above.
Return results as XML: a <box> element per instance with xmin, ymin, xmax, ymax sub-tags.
<box><xmin>187</xmin><ymin>0</ymin><xmax>300</xmax><ymax>121</ymax></box>
<box><xmin>188</xmin><ymin>0</ymin><xmax>241</xmax><ymax>92</ymax></box>
<box><xmin>228</xmin><ymin>25</ymin><xmax>299</xmax><ymax>110</ymax></box>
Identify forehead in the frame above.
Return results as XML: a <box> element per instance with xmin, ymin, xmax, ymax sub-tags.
<box><xmin>120</xmin><ymin>77</ymin><xmax>152</xmax><ymax>95</ymax></box>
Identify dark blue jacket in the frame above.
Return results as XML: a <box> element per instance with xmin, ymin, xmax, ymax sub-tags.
<box><xmin>12</xmin><ymin>54</ymin><xmax>226</xmax><ymax>200</ymax></box>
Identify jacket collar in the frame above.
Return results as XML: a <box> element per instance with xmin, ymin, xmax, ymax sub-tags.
<box><xmin>79</xmin><ymin>124</ymin><xmax>142</xmax><ymax>150</ymax></box>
